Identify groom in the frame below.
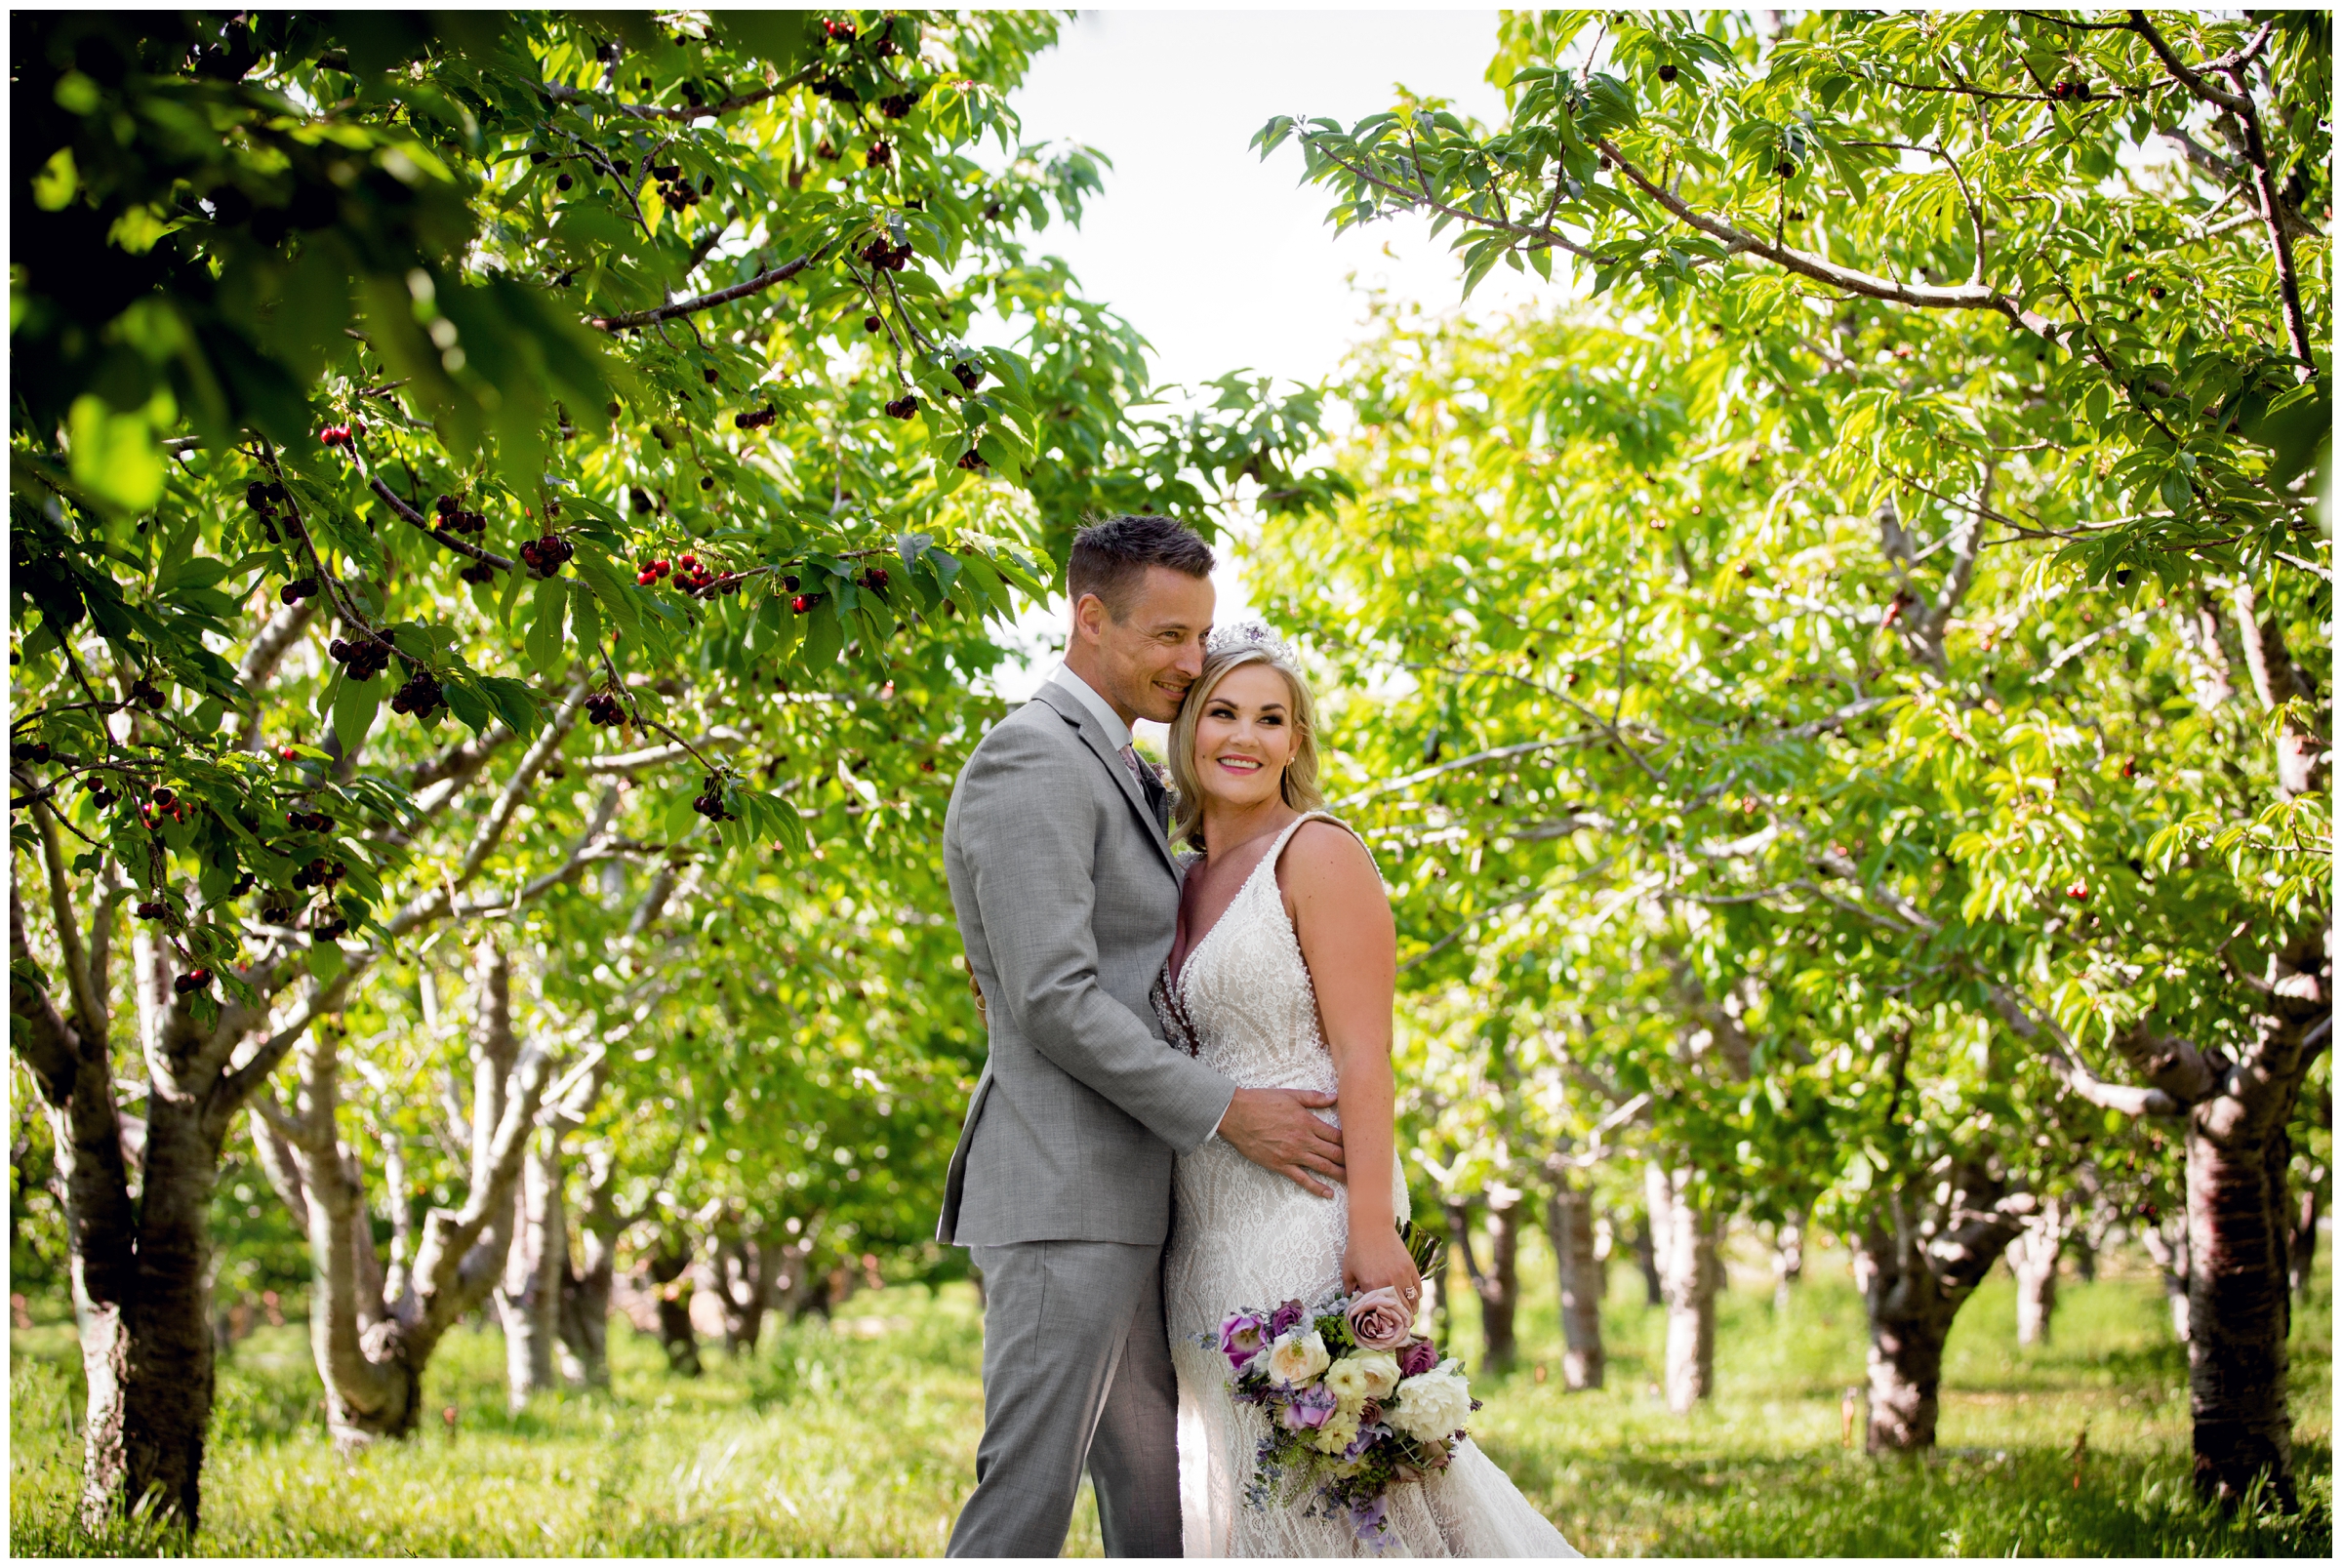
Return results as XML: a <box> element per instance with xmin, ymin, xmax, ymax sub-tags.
<box><xmin>939</xmin><ymin>514</ymin><xmax>1348</xmax><ymax>1557</ymax></box>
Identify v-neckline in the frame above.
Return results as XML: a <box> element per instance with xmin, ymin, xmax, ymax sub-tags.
<box><xmin>1169</xmin><ymin>813</ymin><xmax>1312</xmax><ymax>992</ymax></box>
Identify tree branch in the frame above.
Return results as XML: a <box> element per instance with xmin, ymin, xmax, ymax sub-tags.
<box><xmin>30</xmin><ymin>800</ymin><xmax>107</xmax><ymax>1044</ymax></box>
<box><xmin>1592</xmin><ymin>139</ymin><xmax>2053</xmax><ymax>335</ymax></box>
<box><xmin>366</xmin><ymin>475</ymin><xmax>515</xmax><ymax>572</ymax></box>
<box><xmin>589</xmin><ymin>248</ymin><xmax>829</xmax><ymax>331</ymax></box>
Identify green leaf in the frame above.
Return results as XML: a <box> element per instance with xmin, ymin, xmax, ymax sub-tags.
<box><xmin>525</xmin><ymin>577</ymin><xmax>568</xmax><ymax>672</ymax></box>
<box><xmin>801</xmin><ymin>597</ymin><xmax>844</xmax><ymax>672</ymax></box>
<box><xmin>332</xmin><ymin>673</ymin><xmax>381</xmax><ymax>754</ymax></box>
<box><xmin>570</xmin><ymin>579</ymin><xmax>604</xmax><ymax>659</ymax></box>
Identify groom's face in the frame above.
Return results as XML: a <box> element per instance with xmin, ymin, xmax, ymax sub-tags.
<box><xmin>1074</xmin><ymin>566</ymin><xmax>1215</xmax><ymax>725</ymax></box>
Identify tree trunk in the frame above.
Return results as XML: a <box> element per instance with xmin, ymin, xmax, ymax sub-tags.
<box><xmin>1855</xmin><ymin>1162</ymin><xmax>2029</xmax><ymax>1452</ymax></box>
<box><xmin>1626</xmin><ymin>1209</ymin><xmax>1665</xmax><ymax>1307</ymax></box>
<box><xmin>558</xmin><ymin>1150</ymin><xmax>620</xmax><ymax>1389</ymax></box>
<box><xmin>2183</xmin><ymin>1044</ymin><xmax>2303</xmax><ymax>1508</ymax></box>
<box><xmin>12</xmin><ymin>883</ymin><xmax>139</xmax><ymax>1529</ymax></box>
<box><xmin>2009</xmin><ymin>1195</ymin><xmax>2068</xmax><ymax>1347</ymax></box>
<box><xmin>496</xmin><ymin>1131</ymin><xmax>567</xmax><ymax>1409</ymax></box>
<box><xmin>1546</xmin><ymin>1177</ymin><xmax>1604</xmax><ymax>1390</ymax></box>
<box><xmin>1445</xmin><ymin>1192</ymin><xmax>1520</xmax><ymax>1374</ymax></box>
<box><xmin>714</xmin><ymin>1224</ymin><xmax>784</xmax><ymax>1357</ymax></box>
<box><xmin>1645</xmin><ymin>1163</ymin><xmax>1716</xmax><ymax>1412</ymax></box>
<box><xmin>260</xmin><ymin>945</ymin><xmax>553</xmax><ymax>1447</ymax></box>
<box><xmin>1771</xmin><ymin>1208</ymin><xmax>1806</xmax><ymax>1313</ymax></box>
<box><xmin>2139</xmin><ymin>1219</ymin><xmax>2194</xmax><ymax>1343</ymax></box>
<box><xmin>648</xmin><ymin>1236</ymin><xmax>703</xmax><ymax>1376</ymax></box>
<box><xmin>2288</xmin><ymin>1183</ymin><xmax>2321</xmax><ymax>1301</ymax></box>
<box><xmin>118</xmin><ymin>1090</ymin><xmax>226</xmax><ymax>1526</ymax></box>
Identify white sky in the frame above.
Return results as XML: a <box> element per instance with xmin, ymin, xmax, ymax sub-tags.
<box><xmin>980</xmin><ymin>9</ymin><xmax>1548</xmax><ymax>741</ymax></box>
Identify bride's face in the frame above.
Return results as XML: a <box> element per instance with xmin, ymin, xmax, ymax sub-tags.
<box><xmin>1189</xmin><ymin>663</ymin><xmax>1297</xmax><ymax>811</ymax></box>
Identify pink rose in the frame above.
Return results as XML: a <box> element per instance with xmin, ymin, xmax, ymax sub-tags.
<box><xmin>1345</xmin><ymin>1286</ymin><xmax>1415</xmax><ymax>1350</ymax></box>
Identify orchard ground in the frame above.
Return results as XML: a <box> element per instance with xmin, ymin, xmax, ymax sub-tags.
<box><xmin>13</xmin><ymin>1232</ymin><xmax>2327</xmax><ymax>1556</ymax></box>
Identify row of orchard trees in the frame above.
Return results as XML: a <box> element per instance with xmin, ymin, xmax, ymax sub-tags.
<box><xmin>1254</xmin><ymin>8</ymin><xmax>2328</xmax><ymax>1511</ymax></box>
<box><xmin>7</xmin><ymin>10</ymin><xmax>1344</xmax><ymax>1533</ymax></box>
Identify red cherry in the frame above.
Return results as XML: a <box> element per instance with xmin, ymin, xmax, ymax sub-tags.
<box><xmin>790</xmin><ymin>594</ymin><xmax>811</xmax><ymax>614</ymax></box>
<box><xmin>679</xmin><ymin>553</ymin><xmax>699</xmax><ymax>569</ymax></box>
<box><xmin>278</xmin><ymin>745</ymin><xmax>298</xmax><ymax>761</ymax></box>
<box><xmin>2067</xmin><ymin>881</ymin><xmax>2089</xmax><ymax>901</ymax></box>
<box><xmin>637</xmin><ymin>571</ymin><xmax>658</xmax><ymax>585</ymax></box>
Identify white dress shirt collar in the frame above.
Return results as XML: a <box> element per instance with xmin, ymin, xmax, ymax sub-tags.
<box><xmin>1048</xmin><ymin>663</ymin><xmax>1134</xmax><ymax>751</ymax></box>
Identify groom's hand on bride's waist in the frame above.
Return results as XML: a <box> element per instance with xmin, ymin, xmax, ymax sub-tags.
<box><xmin>1216</xmin><ymin>1089</ymin><xmax>1346</xmax><ymax>1198</ymax></box>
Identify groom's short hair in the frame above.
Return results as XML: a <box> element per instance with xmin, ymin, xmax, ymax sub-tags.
<box><xmin>1068</xmin><ymin>515</ymin><xmax>1214</xmax><ymax>621</ymax></box>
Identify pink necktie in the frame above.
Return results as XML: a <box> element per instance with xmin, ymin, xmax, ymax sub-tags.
<box><xmin>1118</xmin><ymin>743</ymin><xmax>1148</xmax><ymax>791</ymax></box>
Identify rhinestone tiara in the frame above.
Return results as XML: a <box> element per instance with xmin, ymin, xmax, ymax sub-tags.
<box><xmin>1206</xmin><ymin>620</ymin><xmax>1296</xmax><ymax>661</ymax></box>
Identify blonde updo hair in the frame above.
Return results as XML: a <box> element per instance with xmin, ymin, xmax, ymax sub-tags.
<box><xmin>1167</xmin><ymin>639</ymin><xmax>1325</xmax><ymax>853</ymax></box>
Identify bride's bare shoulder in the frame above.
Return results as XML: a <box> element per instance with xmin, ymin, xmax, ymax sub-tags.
<box><xmin>1277</xmin><ymin>817</ymin><xmax>1383</xmax><ymax>900</ymax></box>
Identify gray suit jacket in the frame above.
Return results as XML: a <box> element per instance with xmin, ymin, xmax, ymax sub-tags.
<box><xmin>938</xmin><ymin>682</ymin><xmax>1236</xmax><ymax>1247</ymax></box>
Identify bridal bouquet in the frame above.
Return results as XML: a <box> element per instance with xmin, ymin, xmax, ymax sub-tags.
<box><xmin>1207</xmin><ymin>1269</ymin><xmax>1476</xmax><ymax>1549</ymax></box>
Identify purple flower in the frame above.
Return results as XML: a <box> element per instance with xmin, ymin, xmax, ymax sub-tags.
<box><xmin>1279</xmin><ymin>1382</ymin><xmax>1338</xmax><ymax>1430</ymax></box>
<box><xmin>1344</xmin><ymin>1421</ymin><xmax>1390</xmax><ymax>1463</ymax></box>
<box><xmin>1270</xmin><ymin>1298</ymin><xmax>1307</xmax><ymax>1338</ymax></box>
<box><xmin>1349</xmin><ymin>1494</ymin><xmax>1393</xmax><ymax>1548</ymax></box>
<box><xmin>1219</xmin><ymin>1311</ymin><xmax>1270</xmax><ymax>1372</ymax></box>
<box><xmin>1397</xmin><ymin>1338</ymin><xmax>1438</xmax><ymax>1379</ymax></box>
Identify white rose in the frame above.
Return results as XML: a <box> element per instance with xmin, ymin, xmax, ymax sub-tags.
<box><xmin>1353</xmin><ymin>1350</ymin><xmax>1402</xmax><ymax>1400</ymax></box>
<box><xmin>1266</xmin><ymin>1328</ymin><xmax>1330</xmax><ymax>1388</ymax></box>
<box><xmin>1389</xmin><ymin>1362</ymin><xmax>1474</xmax><ymax>1442</ymax></box>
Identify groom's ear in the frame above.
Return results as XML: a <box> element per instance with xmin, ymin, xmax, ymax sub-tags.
<box><xmin>1070</xmin><ymin>590</ymin><xmax>1109</xmax><ymax>646</ymax></box>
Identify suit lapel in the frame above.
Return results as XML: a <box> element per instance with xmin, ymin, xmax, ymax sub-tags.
<box><xmin>1030</xmin><ymin>683</ymin><xmax>1180</xmax><ymax>880</ymax></box>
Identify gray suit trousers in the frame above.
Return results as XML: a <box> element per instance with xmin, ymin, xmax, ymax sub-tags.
<box><xmin>947</xmin><ymin>1240</ymin><xmax>1182</xmax><ymax>1558</ymax></box>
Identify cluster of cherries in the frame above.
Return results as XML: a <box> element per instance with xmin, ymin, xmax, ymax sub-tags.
<box><xmin>585</xmin><ymin>691</ymin><xmax>628</xmax><ymax>728</ymax></box>
<box><xmin>136</xmin><ymin>900</ymin><xmax>172</xmax><ymax>920</ymax></box>
<box><xmin>460</xmin><ymin>560</ymin><xmax>499</xmax><ymax>585</ymax></box>
<box><xmin>389</xmin><ymin>671</ymin><xmax>445</xmax><ymax>719</ymax></box>
<box><xmin>172</xmin><ymin>968</ymin><xmax>216</xmax><ymax>996</ymax></box>
<box><xmin>19</xmin><ymin>741</ymin><xmax>52</xmax><ymax>765</ymax></box>
<box><xmin>866</xmin><ymin>140</ymin><xmax>893</xmax><ymax>169</ymax></box>
<box><xmin>292</xmin><ymin>854</ymin><xmax>347</xmax><ymax>891</ymax></box>
<box><xmin>245</xmin><ymin>480</ymin><xmax>291</xmax><ymax>543</ymax></box>
<box><xmin>821</xmin><ymin>18</ymin><xmax>859</xmax><ymax>42</ymax></box>
<box><xmin>141</xmin><ymin>785</ymin><xmax>190</xmax><ymax>829</ymax></box>
<box><xmin>433</xmin><ymin>494</ymin><xmax>491</xmax><ymax>535</ymax></box>
<box><xmin>955</xmin><ymin>449</ymin><xmax>990</xmax><ymax>471</ymax></box>
<box><xmin>883</xmin><ymin>393</ymin><xmax>920</xmax><ymax>420</ymax></box>
<box><xmin>318</xmin><ymin>420</ymin><xmax>365</xmax><ymax>448</ymax></box>
<box><xmin>636</xmin><ymin>552</ymin><xmax>704</xmax><ymax>587</ymax></box>
<box><xmin>311</xmin><ymin>910</ymin><xmax>349</xmax><ymax>940</ymax></box>
<box><xmin>858</xmin><ymin>235</ymin><xmax>915</xmax><ymax>272</ymax></box>
<box><xmin>734</xmin><ymin>403</ymin><xmax>780</xmax><ymax>430</ymax></box>
<box><xmin>952</xmin><ymin>361</ymin><xmax>985</xmax><ymax>391</ymax></box>
<box><xmin>649</xmin><ymin>163</ymin><xmax>715</xmax><ymax>208</ymax></box>
<box><xmin>860</xmin><ymin>566</ymin><xmax>890</xmax><ymax>593</ymax></box>
<box><xmin>517</xmin><ymin>535</ymin><xmax>576</xmax><ymax>579</ymax></box>
<box><xmin>2046</xmin><ymin>79</ymin><xmax>2094</xmax><ymax>102</ymax></box>
<box><xmin>279</xmin><ymin>575</ymin><xmax>321</xmax><ymax>606</ymax></box>
<box><xmin>328</xmin><ymin>636</ymin><xmax>393</xmax><ymax>682</ymax></box>
<box><xmin>690</xmin><ymin>772</ymin><xmax>739</xmax><ymax>823</ymax></box>
<box><xmin>284</xmin><ymin>808</ymin><xmax>336</xmax><ymax>833</ymax></box>
<box><xmin>876</xmin><ymin>91</ymin><xmax>919</xmax><ymax>120</ymax></box>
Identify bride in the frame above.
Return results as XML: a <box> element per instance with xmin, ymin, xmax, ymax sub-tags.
<box><xmin>1154</xmin><ymin>626</ymin><xmax>1578</xmax><ymax>1558</ymax></box>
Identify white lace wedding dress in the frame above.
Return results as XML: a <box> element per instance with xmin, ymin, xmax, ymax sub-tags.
<box><xmin>1156</xmin><ymin>812</ymin><xmax>1579</xmax><ymax>1558</ymax></box>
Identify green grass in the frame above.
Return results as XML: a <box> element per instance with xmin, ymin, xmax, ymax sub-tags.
<box><xmin>10</xmin><ymin>1233</ymin><xmax>2330</xmax><ymax>1555</ymax></box>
